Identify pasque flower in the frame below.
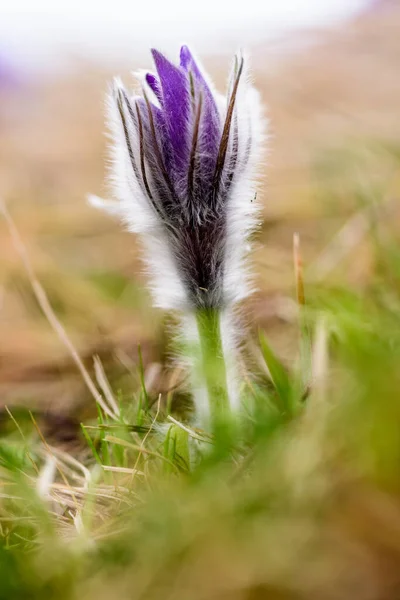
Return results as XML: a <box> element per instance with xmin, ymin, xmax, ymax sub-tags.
<box><xmin>91</xmin><ymin>46</ymin><xmax>265</xmax><ymax>427</ymax></box>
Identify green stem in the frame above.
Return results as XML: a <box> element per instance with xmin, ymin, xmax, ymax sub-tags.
<box><xmin>195</xmin><ymin>308</ymin><xmax>230</xmax><ymax>429</ymax></box>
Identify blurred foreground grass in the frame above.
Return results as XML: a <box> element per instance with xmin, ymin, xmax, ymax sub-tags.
<box><xmin>1</xmin><ymin>5</ymin><xmax>400</xmax><ymax>599</ymax></box>
<box><xmin>1</xmin><ymin>245</ymin><xmax>400</xmax><ymax>599</ymax></box>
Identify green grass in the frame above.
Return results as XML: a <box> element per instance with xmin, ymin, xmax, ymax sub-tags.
<box><xmin>2</xmin><ymin>223</ymin><xmax>400</xmax><ymax>599</ymax></box>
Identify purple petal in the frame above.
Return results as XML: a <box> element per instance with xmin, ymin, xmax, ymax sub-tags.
<box><xmin>151</xmin><ymin>49</ymin><xmax>190</xmax><ymax>175</ymax></box>
<box><xmin>179</xmin><ymin>45</ymin><xmax>206</xmax><ymax>82</ymax></box>
<box><xmin>179</xmin><ymin>45</ymin><xmax>191</xmax><ymax>71</ymax></box>
<box><xmin>180</xmin><ymin>45</ymin><xmax>221</xmax><ymax>193</ymax></box>
<box><xmin>145</xmin><ymin>73</ymin><xmax>163</xmax><ymax>105</ymax></box>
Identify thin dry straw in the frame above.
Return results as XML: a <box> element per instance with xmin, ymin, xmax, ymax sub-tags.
<box><xmin>293</xmin><ymin>232</ymin><xmax>312</xmax><ymax>389</ymax></box>
<box><xmin>311</xmin><ymin>317</ymin><xmax>328</xmax><ymax>403</ymax></box>
<box><xmin>0</xmin><ymin>199</ymin><xmax>118</xmax><ymax>420</ymax></box>
<box><xmin>30</xmin><ymin>411</ymin><xmax>81</xmax><ymax>511</ymax></box>
<box><xmin>93</xmin><ymin>355</ymin><xmax>120</xmax><ymax>417</ymax></box>
<box><xmin>167</xmin><ymin>415</ymin><xmax>213</xmax><ymax>443</ymax></box>
<box><xmin>293</xmin><ymin>232</ymin><xmax>305</xmax><ymax>307</ymax></box>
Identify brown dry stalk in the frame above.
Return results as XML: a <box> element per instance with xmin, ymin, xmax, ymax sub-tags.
<box><xmin>293</xmin><ymin>232</ymin><xmax>305</xmax><ymax>306</ymax></box>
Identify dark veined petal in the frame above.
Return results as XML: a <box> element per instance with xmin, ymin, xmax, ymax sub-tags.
<box><xmin>135</xmin><ymin>97</ymin><xmax>181</xmax><ymax>217</ymax></box>
<box><xmin>180</xmin><ymin>45</ymin><xmax>221</xmax><ymax>203</ymax></box>
<box><xmin>211</xmin><ymin>55</ymin><xmax>244</xmax><ymax>210</ymax></box>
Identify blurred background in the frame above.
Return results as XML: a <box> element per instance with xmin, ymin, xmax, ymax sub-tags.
<box><xmin>0</xmin><ymin>0</ymin><xmax>399</xmax><ymax>420</ymax></box>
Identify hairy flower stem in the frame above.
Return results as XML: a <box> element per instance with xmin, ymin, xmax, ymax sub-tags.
<box><xmin>94</xmin><ymin>46</ymin><xmax>265</xmax><ymax>429</ymax></box>
<box><xmin>195</xmin><ymin>308</ymin><xmax>230</xmax><ymax>432</ymax></box>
